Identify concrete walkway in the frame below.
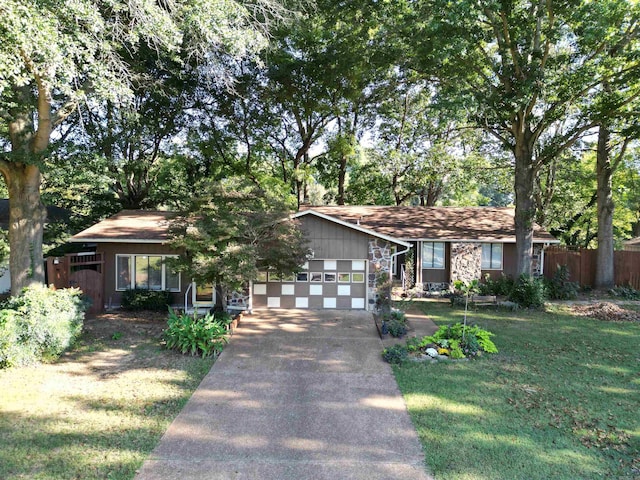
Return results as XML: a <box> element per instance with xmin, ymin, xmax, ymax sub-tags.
<box><xmin>136</xmin><ymin>309</ymin><xmax>433</xmax><ymax>480</ymax></box>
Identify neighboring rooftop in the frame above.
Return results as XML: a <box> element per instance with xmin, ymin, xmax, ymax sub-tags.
<box><xmin>70</xmin><ymin>210</ymin><xmax>173</xmax><ymax>243</ymax></box>
<box><xmin>297</xmin><ymin>205</ymin><xmax>557</xmax><ymax>242</ymax></box>
<box><xmin>0</xmin><ymin>199</ymin><xmax>71</xmax><ymax>230</ymax></box>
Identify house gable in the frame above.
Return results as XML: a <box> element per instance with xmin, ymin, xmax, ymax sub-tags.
<box><xmin>293</xmin><ymin>209</ymin><xmax>411</xmax><ymax>251</ymax></box>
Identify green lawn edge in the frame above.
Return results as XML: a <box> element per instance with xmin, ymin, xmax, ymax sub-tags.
<box><xmin>0</xmin><ymin>316</ymin><xmax>215</xmax><ymax>480</ymax></box>
<box><xmin>393</xmin><ymin>302</ymin><xmax>640</xmax><ymax>480</ymax></box>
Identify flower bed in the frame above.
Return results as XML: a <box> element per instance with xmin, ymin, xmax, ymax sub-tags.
<box><xmin>382</xmin><ymin>322</ymin><xmax>498</xmax><ymax>364</ymax></box>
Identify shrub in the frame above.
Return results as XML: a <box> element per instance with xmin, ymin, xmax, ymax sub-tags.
<box><xmin>382</xmin><ymin>344</ymin><xmax>409</xmax><ymax>365</ymax></box>
<box><xmin>0</xmin><ymin>286</ymin><xmax>85</xmax><ymax>368</ymax></box>
<box><xmin>508</xmin><ymin>274</ymin><xmax>546</xmax><ymax>308</ymax></box>
<box><xmin>609</xmin><ymin>285</ymin><xmax>640</xmax><ymax>300</ymax></box>
<box><xmin>460</xmin><ymin>334</ymin><xmax>481</xmax><ymax>357</ymax></box>
<box><xmin>479</xmin><ymin>274</ymin><xmax>515</xmax><ymax>296</ymax></box>
<box><xmin>386</xmin><ymin>319</ymin><xmax>407</xmax><ymax>338</ymax></box>
<box><xmin>545</xmin><ymin>265</ymin><xmax>578</xmax><ymax>300</ymax></box>
<box><xmin>163</xmin><ymin>308</ymin><xmax>228</xmax><ymax>358</ymax></box>
<box><xmin>212</xmin><ymin>310</ymin><xmax>233</xmax><ymax>325</ymax></box>
<box><xmin>121</xmin><ymin>289</ymin><xmax>173</xmax><ymax>311</ymax></box>
<box><xmin>385</xmin><ymin>310</ymin><xmax>407</xmax><ymax>323</ymax></box>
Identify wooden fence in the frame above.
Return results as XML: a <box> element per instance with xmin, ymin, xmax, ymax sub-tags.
<box><xmin>544</xmin><ymin>247</ymin><xmax>640</xmax><ymax>289</ymax></box>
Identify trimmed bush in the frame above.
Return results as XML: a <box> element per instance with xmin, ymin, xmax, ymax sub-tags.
<box><xmin>508</xmin><ymin>274</ymin><xmax>547</xmax><ymax>309</ymax></box>
<box><xmin>479</xmin><ymin>274</ymin><xmax>515</xmax><ymax>296</ymax></box>
<box><xmin>386</xmin><ymin>319</ymin><xmax>408</xmax><ymax>338</ymax></box>
<box><xmin>382</xmin><ymin>344</ymin><xmax>409</xmax><ymax>365</ymax></box>
<box><xmin>121</xmin><ymin>289</ymin><xmax>173</xmax><ymax>311</ymax></box>
<box><xmin>163</xmin><ymin>308</ymin><xmax>228</xmax><ymax>358</ymax></box>
<box><xmin>0</xmin><ymin>286</ymin><xmax>85</xmax><ymax>368</ymax></box>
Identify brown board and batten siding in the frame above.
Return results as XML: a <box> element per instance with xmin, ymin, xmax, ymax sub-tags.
<box><xmin>97</xmin><ymin>242</ymin><xmax>187</xmax><ymax>307</ymax></box>
<box><xmin>298</xmin><ymin>214</ymin><xmax>371</xmax><ymax>259</ymax></box>
<box><xmin>252</xmin><ymin>214</ymin><xmax>373</xmax><ymax>310</ymax></box>
<box><xmin>421</xmin><ymin>243</ymin><xmax>451</xmax><ymax>284</ymax></box>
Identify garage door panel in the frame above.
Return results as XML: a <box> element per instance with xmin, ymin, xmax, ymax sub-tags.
<box><xmin>323</xmin><ymin>284</ymin><xmax>337</xmax><ymax>296</ymax></box>
<box><xmin>308</xmin><ymin>296</ymin><xmax>323</xmax><ymax>309</ymax></box>
<box><xmin>336</xmin><ymin>297</ymin><xmax>352</xmax><ymax>309</ymax></box>
<box><xmin>254</xmin><ymin>260</ymin><xmax>368</xmax><ymax>310</ymax></box>
<box><xmin>279</xmin><ymin>296</ymin><xmax>296</xmax><ymax>309</ymax></box>
<box><xmin>350</xmin><ymin>283</ymin><xmax>366</xmax><ymax>297</ymax></box>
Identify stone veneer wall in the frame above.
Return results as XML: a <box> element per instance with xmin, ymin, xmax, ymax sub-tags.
<box><xmin>368</xmin><ymin>238</ymin><xmax>392</xmax><ymax>310</ymax></box>
<box><xmin>532</xmin><ymin>244</ymin><xmax>543</xmax><ymax>277</ymax></box>
<box><xmin>449</xmin><ymin>242</ymin><xmax>482</xmax><ymax>285</ymax></box>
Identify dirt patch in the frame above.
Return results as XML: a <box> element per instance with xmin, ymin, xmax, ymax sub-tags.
<box><xmin>61</xmin><ymin>310</ymin><xmax>195</xmax><ymax>377</ymax></box>
<box><xmin>82</xmin><ymin>310</ymin><xmax>167</xmax><ymax>341</ymax></box>
<box><xmin>571</xmin><ymin>302</ymin><xmax>640</xmax><ymax>322</ymax></box>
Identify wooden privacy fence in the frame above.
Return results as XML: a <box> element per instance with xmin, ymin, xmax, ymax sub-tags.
<box><xmin>544</xmin><ymin>247</ymin><xmax>640</xmax><ymax>289</ymax></box>
<box><xmin>46</xmin><ymin>252</ymin><xmax>104</xmax><ymax>314</ymax></box>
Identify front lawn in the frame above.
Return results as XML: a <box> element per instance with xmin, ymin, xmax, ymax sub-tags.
<box><xmin>394</xmin><ymin>302</ymin><xmax>639</xmax><ymax>480</ymax></box>
<box><xmin>0</xmin><ymin>311</ymin><xmax>215</xmax><ymax>480</ymax></box>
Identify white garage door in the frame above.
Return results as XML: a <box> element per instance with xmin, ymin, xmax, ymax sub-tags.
<box><xmin>252</xmin><ymin>259</ymin><xmax>367</xmax><ymax>309</ymax></box>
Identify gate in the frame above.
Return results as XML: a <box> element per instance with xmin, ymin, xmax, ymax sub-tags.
<box><xmin>47</xmin><ymin>253</ymin><xmax>104</xmax><ymax>314</ymax></box>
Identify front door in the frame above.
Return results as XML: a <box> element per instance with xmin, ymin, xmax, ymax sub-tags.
<box><xmin>193</xmin><ymin>283</ymin><xmax>215</xmax><ymax>308</ymax></box>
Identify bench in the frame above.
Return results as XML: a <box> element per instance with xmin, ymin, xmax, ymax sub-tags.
<box><xmin>470</xmin><ymin>295</ymin><xmax>498</xmax><ymax>307</ymax></box>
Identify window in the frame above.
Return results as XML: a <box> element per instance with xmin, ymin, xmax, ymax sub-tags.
<box><xmin>422</xmin><ymin>242</ymin><xmax>445</xmax><ymax>269</ymax></box>
<box><xmin>352</xmin><ymin>272</ymin><xmax>365</xmax><ymax>283</ymax></box>
<box><xmin>296</xmin><ymin>272</ymin><xmax>309</xmax><ymax>282</ymax></box>
<box><xmin>267</xmin><ymin>272</ymin><xmax>281</xmax><ymax>282</ymax></box>
<box><xmin>482</xmin><ymin>243</ymin><xmax>503</xmax><ymax>270</ymax></box>
<box><xmin>338</xmin><ymin>273</ymin><xmax>350</xmax><ymax>283</ymax></box>
<box><xmin>116</xmin><ymin>255</ymin><xmax>180</xmax><ymax>291</ymax></box>
<box><xmin>324</xmin><ymin>273</ymin><xmax>336</xmax><ymax>282</ymax></box>
<box><xmin>310</xmin><ymin>272</ymin><xmax>322</xmax><ymax>282</ymax></box>
<box><xmin>256</xmin><ymin>272</ymin><xmax>267</xmax><ymax>282</ymax></box>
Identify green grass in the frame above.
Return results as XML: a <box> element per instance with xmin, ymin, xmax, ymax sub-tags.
<box><xmin>0</xmin><ymin>314</ymin><xmax>215</xmax><ymax>480</ymax></box>
<box><xmin>394</xmin><ymin>302</ymin><xmax>640</xmax><ymax>480</ymax></box>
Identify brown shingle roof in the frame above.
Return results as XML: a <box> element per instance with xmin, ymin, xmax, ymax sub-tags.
<box><xmin>298</xmin><ymin>206</ymin><xmax>557</xmax><ymax>243</ymax></box>
<box><xmin>70</xmin><ymin>210</ymin><xmax>173</xmax><ymax>243</ymax></box>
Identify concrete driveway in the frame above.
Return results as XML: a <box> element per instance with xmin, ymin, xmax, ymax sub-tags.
<box><xmin>135</xmin><ymin>309</ymin><xmax>433</xmax><ymax>480</ymax></box>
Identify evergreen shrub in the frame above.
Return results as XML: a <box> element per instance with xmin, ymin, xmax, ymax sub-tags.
<box><xmin>121</xmin><ymin>288</ymin><xmax>172</xmax><ymax>311</ymax></box>
<box><xmin>0</xmin><ymin>286</ymin><xmax>85</xmax><ymax>368</ymax></box>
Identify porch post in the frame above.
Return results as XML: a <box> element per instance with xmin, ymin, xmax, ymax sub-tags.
<box><xmin>416</xmin><ymin>241</ymin><xmax>422</xmax><ymax>285</ymax></box>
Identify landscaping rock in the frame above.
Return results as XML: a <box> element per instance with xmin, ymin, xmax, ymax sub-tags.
<box><xmin>425</xmin><ymin>347</ymin><xmax>438</xmax><ymax>357</ymax></box>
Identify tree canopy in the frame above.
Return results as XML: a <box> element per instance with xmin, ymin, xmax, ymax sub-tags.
<box><xmin>1</xmin><ymin>0</ymin><xmax>639</xmax><ymax>292</ymax></box>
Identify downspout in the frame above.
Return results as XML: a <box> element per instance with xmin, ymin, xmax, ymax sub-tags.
<box><xmin>390</xmin><ymin>244</ymin><xmax>412</xmax><ymax>282</ymax></box>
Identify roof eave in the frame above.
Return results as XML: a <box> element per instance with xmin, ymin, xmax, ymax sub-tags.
<box><xmin>69</xmin><ymin>238</ymin><xmax>167</xmax><ymax>244</ymax></box>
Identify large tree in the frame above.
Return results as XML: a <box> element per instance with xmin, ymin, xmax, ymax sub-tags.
<box><xmin>400</xmin><ymin>0</ymin><xmax>639</xmax><ymax>276</ymax></box>
<box><xmin>168</xmin><ymin>179</ymin><xmax>309</xmax><ymax>311</ymax></box>
<box><xmin>0</xmin><ymin>0</ymin><xmax>289</xmax><ymax>294</ymax></box>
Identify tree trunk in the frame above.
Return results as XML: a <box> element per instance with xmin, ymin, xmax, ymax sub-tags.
<box><xmin>595</xmin><ymin>123</ymin><xmax>615</xmax><ymax>289</ymax></box>
<box><xmin>513</xmin><ymin>135</ymin><xmax>536</xmax><ymax>277</ymax></box>
<box><xmin>0</xmin><ymin>162</ymin><xmax>47</xmax><ymax>295</ymax></box>
<box><xmin>337</xmin><ymin>153</ymin><xmax>347</xmax><ymax>205</ymax></box>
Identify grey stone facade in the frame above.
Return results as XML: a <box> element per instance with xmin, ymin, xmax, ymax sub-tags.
<box><xmin>449</xmin><ymin>242</ymin><xmax>482</xmax><ymax>285</ymax></box>
<box><xmin>532</xmin><ymin>243</ymin><xmax>543</xmax><ymax>277</ymax></box>
<box><xmin>368</xmin><ymin>238</ymin><xmax>392</xmax><ymax>310</ymax></box>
